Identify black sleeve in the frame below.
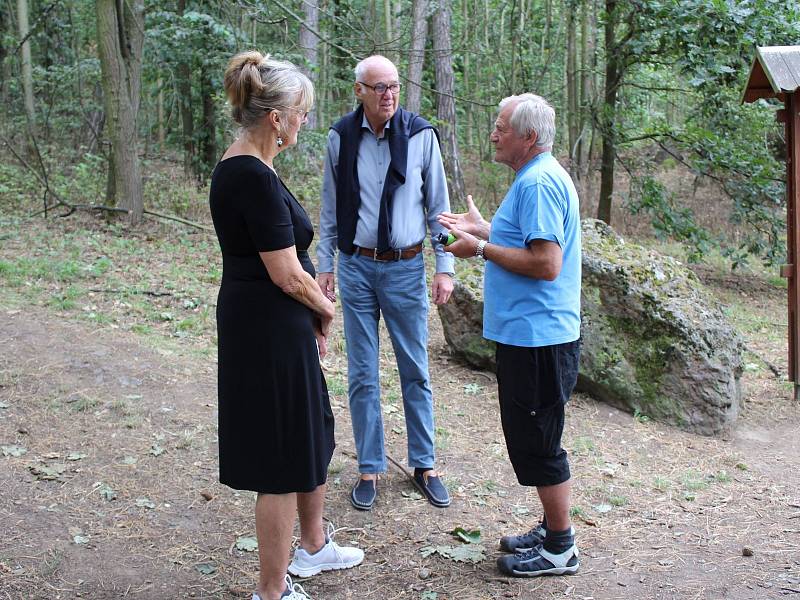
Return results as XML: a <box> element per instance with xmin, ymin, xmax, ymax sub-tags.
<box><xmin>242</xmin><ymin>170</ymin><xmax>295</xmax><ymax>252</ymax></box>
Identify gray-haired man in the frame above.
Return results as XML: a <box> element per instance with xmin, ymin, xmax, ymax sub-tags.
<box><xmin>317</xmin><ymin>55</ymin><xmax>455</xmax><ymax>510</ymax></box>
<box><xmin>439</xmin><ymin>93</ymin><xmax>581</xmax><ymax>577</ymax></box>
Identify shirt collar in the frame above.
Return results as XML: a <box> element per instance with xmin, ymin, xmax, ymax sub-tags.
<box><xmin>516</xmin><ymin>150</ymin><xmax>551</xmax><ymax>177</ymax></box>
<box><xmin>361</xmin><ymin>113</ymin><xmax>391</xmax><ymax>137</ymax></box>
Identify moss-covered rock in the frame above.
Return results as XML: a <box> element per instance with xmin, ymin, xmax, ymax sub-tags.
<box><xmin>437</xmin><ymin>218</ymin><xmax>744</xmax><ymax>435</ymax></box>
<box><xmin>436</xmin><ymin>264</ymin><xmax>495</xmax><ymax>370</ymax></box>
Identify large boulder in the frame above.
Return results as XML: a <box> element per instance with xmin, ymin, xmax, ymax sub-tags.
<box><xmin>437</xmin><ymin>218</ymin><xmax>744</xmax><ymax>435</ymax></box>
<box><xmin>437</xmin><ymin>265</ymin><xmax>495</xmax><ymax>370</ymax></box>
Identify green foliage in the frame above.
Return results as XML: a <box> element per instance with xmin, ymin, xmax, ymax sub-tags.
<box><xmin>627</xmin><ymin>175</ymin><xmax>714</xmax><ymax>263</ymax></box>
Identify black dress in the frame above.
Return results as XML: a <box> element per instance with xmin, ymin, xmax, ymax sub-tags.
<box><xmin>209</xmin><ymin>155</ymin><xmax>334</xmax><ymax>494</ymax></box>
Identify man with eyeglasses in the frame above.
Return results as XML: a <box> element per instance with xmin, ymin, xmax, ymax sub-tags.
<box><xmin>317</xmin><ymin>55</ymin><xmax>454</xmax><ymax>512</ymax></box>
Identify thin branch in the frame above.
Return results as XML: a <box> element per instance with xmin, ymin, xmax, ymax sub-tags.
<box><xmin>249</xmin><ymin>0</ymin><xmax>495</xmax><ymax>108</ymax></box>
<box><xmin>143</xmin><ymin>209</ymin><xmax>213</xmax><ymax>232</ymax></box>
<box><xmin>87</xmin><ymin>288</ymin><xmax>174</xmax><ymax>297</ymax></box>
<box><xmin>2</xmin><ymin>134</ymin><xmax>212</xmax><ymax>232</ymax></box>
<box><xmin>12</xmin><ymin>0</ymin><xmax>60</xmax><ymax>54</ymax></box>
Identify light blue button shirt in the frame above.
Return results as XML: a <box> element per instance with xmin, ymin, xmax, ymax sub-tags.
<box><xmin>317</xmin><ymin>114</ymin><xmax>454</xmax><ymax>274</ymax></box>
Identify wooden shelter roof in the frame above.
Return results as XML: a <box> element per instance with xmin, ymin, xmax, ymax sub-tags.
<box><xmin>743</xmin><ymin>46</ymin><xmax>800</xmax><ymax>104</ymax></box>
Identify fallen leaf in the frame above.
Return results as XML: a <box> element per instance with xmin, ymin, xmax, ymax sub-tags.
<box><xmin>401</xmin><ymin>490</ymin><xmax>423</xmax><ymax>500</ymax></box>
<box><xmin>98</xmin><ymin>484</ymin><xmax>117</xmax><ymax>501</ymax></box>
<box><xmin>594</xmin><ymin>503</ymin><xmax>613</xmax><ymax>514</ymax></box>
<box><xmin>136</xmin><ymin>497</ymin><xmax>156</xmax><ymax>509</ymax></box>
<box><xmin>451</xmin><ymin>527</ymin><xmax>482</xmax><ymax>544</ymax></box>
<box><xmin>66</xmin><ymin>452</ymin><xmax>87</xmax><ymax>461</ymax></box>
<box><xmin>420</xmin><ymin>544</ymin><xmax>485</xmax><ymax>564</ymax></box>
<box><xmin>149</xmin><ymin>444</ymin><xmax>165</xmax><ymax>457</ymax></box>
<box><xmin>28</xmin><ymin>462</ymin><xmax>66</xmax><ymax>481</ymax></box>
<box><xmin>195</xmin><ymin>563</ymin><xmax>216</xmax><ymax>575</ymax></box>
<box><xmin>73</xmin><ymin>535</ymin><xmax>89</xmax><ymax>545</ymax></box>
<box><xmin>2</xmin><ymin>445</ymin><xmax>27</xmax><ymax>457</ymax></box>
<box><xmin>235</xmin><ymin>536</ymin><xmax>258</xmax><ymax>552</ymax></box>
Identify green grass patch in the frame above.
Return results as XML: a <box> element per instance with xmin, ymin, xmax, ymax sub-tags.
<box><xmin>571</xmin><ymin>436</ymin><xmax>596</xmax><ymax>455</ymax></box>
<box><xmin>652</xmin><ymin>476</ymin><xmax>671</xmax><ymax>492</ymax></box>
<box><xmin>680</xmin><ymin>469</ymin><xmax>709</xmax><ymax>492</ymax></box>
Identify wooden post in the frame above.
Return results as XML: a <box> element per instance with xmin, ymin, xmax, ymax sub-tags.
<box><xmin>787</xmin><ymin>93</ymin><xmax>800</xmax><ymax>400</ymax></box>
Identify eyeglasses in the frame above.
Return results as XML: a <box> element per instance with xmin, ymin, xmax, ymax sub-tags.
<box><xmin>265</xmin><ymin>107</ymin><xmax>310</xmax><ymax>120</ymax></box>
<box><xmin>358</xmin><ymin>81</ymin><xmax>401</xmax><ymax>95</ymax></box>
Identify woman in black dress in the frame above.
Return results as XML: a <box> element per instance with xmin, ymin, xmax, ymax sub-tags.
<box><xmin>210</xmin><ymin>52</ymin><xmax>363</xmax><ymax>600</ymax></box>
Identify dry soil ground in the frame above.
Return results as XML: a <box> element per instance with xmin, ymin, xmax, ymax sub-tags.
<box><xmin>0</xmin><ymin>216</ymin><xmax>799</xmax><ymax>600</ymax></box>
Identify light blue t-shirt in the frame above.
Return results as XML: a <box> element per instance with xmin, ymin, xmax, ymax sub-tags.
<box><xmin>483</xmin><ymin>152</ymin><xmax>581</xmax><ymax>347</ymax></box>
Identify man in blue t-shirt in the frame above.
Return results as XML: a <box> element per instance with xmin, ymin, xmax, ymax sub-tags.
<box><xmin>439</xmin><ymin>93</ymin><xmax>581</xmax><ymax>577</ymax></box>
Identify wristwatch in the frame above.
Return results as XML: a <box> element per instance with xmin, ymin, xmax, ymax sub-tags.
<box><xmin>475</xmin><ymin>240</ymin><xmax>487</xmax><ymax>260</ymax></box>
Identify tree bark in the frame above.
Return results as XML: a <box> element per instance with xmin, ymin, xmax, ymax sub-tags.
<box><xmin>597</xmin><ymin>0</ymin><xmax>620</xmax><ymax>224</ymax></box>
<box><xmin>157</xmin><ymin>78</ymin><xmax>165</xmax><ymax>146</ymax></box>
<box><xmin>577</xmin><ymin>0</ymin><xmax>593</xmax><ymax>183</ymax></box>
<box><xmin>299</xmin><ymin>0</ymin><xmax>319</xmax><ymax>128</ymax></box>
<box><xmin>199</xmin><ymin>72</ymin><xmax>216</xmax><ymax>180</ymax></box>
<box><xmin>406</xmin><ymin>0</ymin><xmax>428</xmax><ymax>114</ymax></box>
<box><xmin>96</xmin><ymin>0</ymin><xmax>144</xmax><ymax>225</ymax></box>
<box><xmin>17</xmin><ymin>0</ymin><xmax>36</xmax><ymax>137</ymax></box>
<box><xmin>432</xmin><ymin>0</ymin><xmax>465</xmax><ymax>207</ymax></box>
<box><xmin>566</xmin><ymin>1</ymin><xmax>578</xmax><ymax>171</ymax></box>
<box><xmin>176</xmin><ymin>0</ymin><xmax>194</xmax><ymax>177</ymax></box>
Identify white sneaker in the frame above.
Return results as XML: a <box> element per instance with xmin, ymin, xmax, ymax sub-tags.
<box><xmin>288</xmin><ymin>522</ymin><xmax>365</xmax><ymax>578</ymax></box>
<box><xmin>252</xmin><ymin>575</ymin><xmax>311</xmax><ymax>599</ymax></box>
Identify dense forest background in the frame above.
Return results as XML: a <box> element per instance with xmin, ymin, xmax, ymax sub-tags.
<box><xmin>1</xmin><ymin>0</ymin><xmax>799</xmax><ymax>267</ymax></box>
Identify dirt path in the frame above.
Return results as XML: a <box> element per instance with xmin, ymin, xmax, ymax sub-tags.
<box><xmin>1</xmin><ymin>292</ymin><xmax>799</xmax><ymax>599</ymax></box>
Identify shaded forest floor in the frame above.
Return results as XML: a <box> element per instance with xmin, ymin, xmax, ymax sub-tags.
<box><xmin>1</xmin><ymin>214</ymin><xmax>799</xmax><ymax>600</ymax></box>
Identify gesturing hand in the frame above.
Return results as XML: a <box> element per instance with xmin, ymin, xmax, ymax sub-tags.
<box><xmin>437</xmin><ymin>195</ymin><xmax>486</xmax><ymax>237</ymax></box>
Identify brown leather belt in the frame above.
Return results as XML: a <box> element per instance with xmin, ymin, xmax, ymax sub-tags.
<box><xmin>355</xmin><ymin>243</ymin><xmax>423</xmax><ymax>262</ymax></box>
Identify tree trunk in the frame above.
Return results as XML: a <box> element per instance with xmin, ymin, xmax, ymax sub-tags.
<box><xmin>199</xmin><ymin>73</ymin><xmax>216</xmax><ymax>180</ymax></box>
<box><xmin>577</xmin><ymin>0</ymin><xmax>593</xmax><ymax>184</ymax></box>
<box><xmin>432</xmin><ymin>0</ymin><xmax>465</xmax><ymax>207</ymax></box>
<box><xmin>157</xmin><ymin>78</ymin><xmax>165</xmax><ymax>146</ymax></box>
<box><xmin>566</xmin><ymin>1</ymin><xmax>578</xmax><ymax>170</ymax></box>
<box><xmin>299</xmin><ymin>0</ymin><xmax>319</xmax><ymax>128</ymax></box>
<box><xmin>510</xmin><ymin>0</ymin><xmax>521</xmax><ymax>92</ymax></box>
<box><xmin>96</xmin><ymin>0</ymin><xmax>144</xmax><ymax>225</ymax></box>
<box><xmin>383</xmin><ymin>0</ymin><xmax>393</xmax><ymax>56</ymax></box>
<box><xmin>597</xmin><ymin>0</ymin><xmax>620</xmax><ymax>224</ymax></box>
<box><xmin>176</xmin><ymin>0</ymin><xmax>194</xmax><ymax>177</ymax></box>
<box><xmin>17</xmin><ymin>0</ymin><xmax>36</xmax><ymax>137</ymax></box>
<box><xmin>0</xmin><ymin>5</ymin><xmax>8</xmax><ymax>104</ymax></box>
<box><xmin>406</xmin><ymin>0</ymin><xmax>428</xmax><ymax>114</ymax></box>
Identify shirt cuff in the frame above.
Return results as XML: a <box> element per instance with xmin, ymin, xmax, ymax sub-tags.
<box><xmin>435</xmin><ymin>254</ymin><xmax>455</xmax><ymax>275</ymax></box>
<box><xmin>317</xmin><ymin>253</ymin><xmax>335</xmax><ymax>273</ymax></box>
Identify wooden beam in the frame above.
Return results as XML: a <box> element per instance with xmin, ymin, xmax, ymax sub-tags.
<box><xmin>789</xmin><ymin>93</ymin><xmax>800</xmax><ymax>385</ymax></box>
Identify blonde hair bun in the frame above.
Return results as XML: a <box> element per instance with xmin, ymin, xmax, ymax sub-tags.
<box><xmin>222</xmin><ymin>51</ymin><xmax>314</xmax><ymax>129</ymax></box>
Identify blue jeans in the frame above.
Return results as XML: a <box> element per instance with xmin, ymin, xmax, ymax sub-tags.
<box><xmin>338</xmin><ymin>250</ymin><xmax>435</xmax><ymax>473</ymax></box>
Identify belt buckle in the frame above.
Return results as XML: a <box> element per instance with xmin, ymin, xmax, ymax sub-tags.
<box><xmin>372</xmin><ymin>248</ymin><xmax>387</xmax><ymax>262</ymax></box>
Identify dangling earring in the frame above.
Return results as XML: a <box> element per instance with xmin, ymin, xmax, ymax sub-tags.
<box><xmin>276</xmin><ymin>136</ymin><xmax>284</xmax><ymax>147</ymax></box>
